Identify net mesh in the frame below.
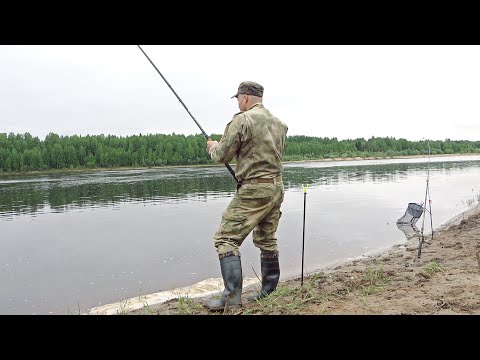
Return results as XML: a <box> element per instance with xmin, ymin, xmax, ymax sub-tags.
<box><xmin>396</xmin><ymin>223</ymin><xmax>420</xmax><ymax>238</ymax></box>
<box><xmin>396</xmin><ymin>202</ymin><xmax>424</xmax><ymax>226</ymax></box>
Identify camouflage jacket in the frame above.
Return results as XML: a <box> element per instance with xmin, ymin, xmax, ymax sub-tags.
<box><xmin>209</xmin><ymin>103</ymin><xmax>288</xmax><ymax>182</ymax></box>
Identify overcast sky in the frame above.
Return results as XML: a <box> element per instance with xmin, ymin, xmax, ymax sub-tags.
<box><xmin>1</xmin><ymin>45</ymin><xmax>479</xmax><ymax>141</ymax></box>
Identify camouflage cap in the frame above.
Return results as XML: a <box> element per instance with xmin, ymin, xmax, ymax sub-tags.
<box><xmin>231</xmin><ymin>81</ymin><xmax>264</xmax><ymax>99</ymax></box>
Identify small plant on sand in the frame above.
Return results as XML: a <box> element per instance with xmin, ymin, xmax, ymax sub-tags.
<box><xmin>137</xmin><ymin>288</ymin><xmax>148</xmax><ymax>301</ymax></box>
<box><xmin>254</xmin><ymin>284</ymin><xmax>295</xmax><ymax>311</ymax></box>
<box><xmin>362</xmin><ymin>264</ymin><xmax>391</xmax><ymax>296</ymax></box>
<box><xmin>141</xmin><ymin>301</ymin><xmax>157</xmax><ymax>315</ymax></box>
<box><xmin>309</xmin><ymin>272</ymin><xmax>327</xmax><ymax>283</ymax></box>
<box><xmin>424</xmin><ymin>261</ymin><xmax>444</xmax><ymax>275</ymax></box>
<box><xmin>365</xmin><ymin>264</ymin><xmax>391</xmax><ymax>284</ymax></box>
<box><xmin>67</xmin><ymin>301</ymin><xmax>83</xmax><ymax>315</ymax></box>
<box><xmin>253</xmin><ymin>274</ymin><xmax>321</xmax><ymax>314</ymax></box>
<box><xmin>117</xmin><ymin>298</ymin><xmax>131</xmax><ymax>315</ymax></box>
<box><xmin>176</xmin><ymin>295</ymin><xmax>203</xmax><ymax>315</ymax></box>
<box><xmin>242</xmin><ymin>308</ymin><xmax>260</xmax><ymax>315</ymax></box>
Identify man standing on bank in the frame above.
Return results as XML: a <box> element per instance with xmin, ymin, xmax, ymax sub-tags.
<box><xmin>205</xmin><ymin>81</ymin><xmax>288</xmax><ymax>311</ymax></box>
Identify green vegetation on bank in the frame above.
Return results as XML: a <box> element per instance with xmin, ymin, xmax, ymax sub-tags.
<box><xmin>1</xmin><ymin>132</ymin><xmax>480</xmax><ymax>173</ymax></box>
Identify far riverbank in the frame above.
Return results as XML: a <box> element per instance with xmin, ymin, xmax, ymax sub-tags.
<box><xmin>2</xmin><ymin>153</ymin><xmax>479</xmax><ymax>177</ymax></box>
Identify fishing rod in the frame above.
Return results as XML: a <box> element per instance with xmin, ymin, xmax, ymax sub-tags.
<box><xmin>417</xmin><ymin>139</ymin><xmax>433</xmax><ymax>258</ymax></box>
<box><xmin>136</xmin><ymin>45</ymin><xmax>239</xmax><ymax>184</ymax></box>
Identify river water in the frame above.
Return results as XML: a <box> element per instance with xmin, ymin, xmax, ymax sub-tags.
<box><xmin>1</xmin><ymin>155</ymin><xmax>479</xmax><ymax>314</ymax></box>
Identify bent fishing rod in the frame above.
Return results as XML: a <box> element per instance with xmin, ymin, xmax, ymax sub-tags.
<box><xmin>136</xmin><ymin>45</ymin><xmax>239</xmax><ymax>184</ymax></box>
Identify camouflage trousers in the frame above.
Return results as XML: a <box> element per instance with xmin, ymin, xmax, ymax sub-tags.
<box><xmin>213</xmin><ymin>182</ymin><xmax>285</xmax><ymax>257</ymax></box>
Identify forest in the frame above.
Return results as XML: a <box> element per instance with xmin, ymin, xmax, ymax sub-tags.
<box><xmin>1</xmin><ymin>132</ymin><xmax>479</xmax><ymax>172</ymax></box>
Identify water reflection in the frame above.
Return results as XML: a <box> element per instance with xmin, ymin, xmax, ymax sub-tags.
<box><xmin>283</xmin><ymin>158</ymin><xmax>480</xmax><ymax>187</ymax></box>
<box><xmin>396</xmin><ymin>223</ymin><xmax>420</xmax><ymax>239</ymax></box>
<box><xmin>0</xmin><ymin>168</ymin><xmax>235</xmax><ymax>219</ymax></box>
<box><xmin>1</xmin><ymin>158</ymin><xmax>480</xmax><ymax>219</ymax></box>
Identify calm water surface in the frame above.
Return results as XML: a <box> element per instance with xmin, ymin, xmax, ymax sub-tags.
<box><xmin>1</xmin><ymin>155</ymin><xmax>480</xmax><ymax>314</ymax></box>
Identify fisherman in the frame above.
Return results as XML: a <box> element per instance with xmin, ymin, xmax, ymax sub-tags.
<box><xmin>205</xmin><ymin>81</ymin><xmax>288</xmax><ymax>311</ymax></box>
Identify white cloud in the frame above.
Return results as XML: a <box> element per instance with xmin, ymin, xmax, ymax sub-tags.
<box><xmin>1</xmin><ymin>45</ymin><xmax>479</xmax><ymax>141</ymax></box>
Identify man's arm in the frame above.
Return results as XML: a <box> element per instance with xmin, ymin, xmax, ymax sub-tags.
<box><xmin>207</xmin><ymin>116</ymin><xmax>244</xmax><ymax>164</ymax></box>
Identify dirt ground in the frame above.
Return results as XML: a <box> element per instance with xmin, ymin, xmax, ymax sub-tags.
<box><xmin>127</xmin><ymin>206</ymin><xmax>480</xmax><ymax>315</ymax></box>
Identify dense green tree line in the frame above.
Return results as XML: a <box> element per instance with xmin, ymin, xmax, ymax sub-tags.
<box><xmin>284</xmin><ymin>136</ymin><xmax>480</xmax><ymax>160</ymax></box>
<box><xmin>0</xmin><ymin>132</ymin><xmax>218</xmax><ymax>172</ymax></box>
<box><xmin>1</xmin><ymin>132</ymin><xmax>480</xmax><ymax>173</ymax></box>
